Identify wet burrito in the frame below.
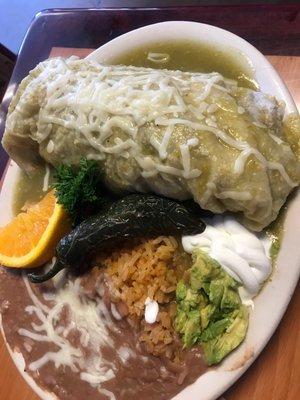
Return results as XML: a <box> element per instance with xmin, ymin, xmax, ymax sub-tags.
<box><xmin>3</xmin><ymin>57</ymin><xmax>300</xmax><ymax>230</ymax></box>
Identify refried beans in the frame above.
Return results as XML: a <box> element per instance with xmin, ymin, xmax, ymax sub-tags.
<box><xmin>0</xmin><ymin>240</ymin><xmax>207</xmax><ymax>400</ymax></box>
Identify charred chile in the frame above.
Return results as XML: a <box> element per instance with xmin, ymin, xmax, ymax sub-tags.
<box><xmin>28</xmin><ymin>194</ymin><xmax>205</xmax><ymax>283</ymax></box>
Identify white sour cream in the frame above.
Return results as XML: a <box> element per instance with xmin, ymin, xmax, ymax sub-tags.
<box><xmin>144</xmin><ymin>297</ymin><xmax>159</xmax><ymax>324</ymax></box>
<box><xmin>182</xmin><ymin>215</ymin><xmax>272</xmax><ymax>303</ymax></box>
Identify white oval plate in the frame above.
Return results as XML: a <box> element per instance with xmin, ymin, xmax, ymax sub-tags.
<box><xmin>1</xmin><ymin>21</ymin><xmax>299</xmax><ymax>400</ymax></box>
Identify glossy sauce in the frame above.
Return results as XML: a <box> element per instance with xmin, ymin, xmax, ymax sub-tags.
<box><xmin>112</xmin><ymin>40</ymin><xmax>257</xmax><ymax>89</ymax></box>
<box><xmin>13</xmin><ymin>167</ymin><xmax>54</xmax><ymax>215</ymax></box>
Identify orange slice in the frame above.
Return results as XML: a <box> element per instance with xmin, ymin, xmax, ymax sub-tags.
<box><xmin>0</xmin><ymin>190</ymin><xmax>70</xmax><ymax>268</ymax></box>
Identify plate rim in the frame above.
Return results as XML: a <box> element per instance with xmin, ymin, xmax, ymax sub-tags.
<box><xmin>0</xmin><ymin>20</ymin><xmax>299</xmax><ymax>400</ymax></box>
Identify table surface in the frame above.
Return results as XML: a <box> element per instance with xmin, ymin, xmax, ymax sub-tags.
<box><xmin>0</xmin><ymin>0</ymin><xmax>298</xmax><ymax>54</ymax></box>
<box><xmin>0</xmin><ymin>7</ymin><xmax>299</xmax><ymax>400</ymax></box>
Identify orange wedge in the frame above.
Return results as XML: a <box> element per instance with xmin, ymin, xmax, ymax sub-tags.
<box><xmin>0</xmin><ymin>190</ymin><xmax>70</xmax><ymax>268</ymax></box>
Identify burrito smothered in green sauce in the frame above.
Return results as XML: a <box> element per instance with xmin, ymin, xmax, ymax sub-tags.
<box><xmin>3</xmin><ymin>57</ymin><xmax>300</xmax><ymax>231</ymax></box>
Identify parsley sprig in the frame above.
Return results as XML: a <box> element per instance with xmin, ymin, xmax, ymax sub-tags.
<box><xmin>53</xmin><ymin>158</ymin><xmax>108</xmax><ymax>225</ymax></box>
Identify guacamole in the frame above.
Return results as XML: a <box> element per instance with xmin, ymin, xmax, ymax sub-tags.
<box><xmin>175</xmin><ymin>249</ymin><xmax>249</xmax><ymax>366</ymax></box>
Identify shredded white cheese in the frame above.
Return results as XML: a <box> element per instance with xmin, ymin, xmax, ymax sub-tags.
<box><xmin>17</xmin><ymin>58</ymin><xmax>295</xmax><ymax>194</ymax></box>
<box><xmin>42</xmin><ymin>164</ymin><xmax>51</xmax><ymax>192</ymax></box>
<box><xmin>179</xmin><ymin>138</ymin><xmax>201</xmax><ymax>179</ymax></box>
<box><xmin>234</xmin><ymin>147</ymin><xmax>297</xmax><ymax>187</ymax></box>
<box><xmin>207</xmin><ymin>104</ymin><xmax>218</xmax><ymax>114</ymax></box>
<box><xmin>19</xmin><ymin>275</ymin><xmax>118</xmax><ymax>396</ymax></box>
<box><xmin>110</xmin><ymin>303</ymin><xmax>122</xmax><ymax>321</ymax></box>
<box><xmin>147</xmin><ymin>52</ymin><xmax>170</xmax><ymax>64</ymax></box>
<box><xmin>216</xmin><ymin>190</ymin><xmax>252</xmax><ymax>201</ymax></box>
<box><xmin>269</xmin><ymin>133</ymin><xmax>285</xmax><ymax>145</ymax></box>
<box><xmin>46</xmin><ymin>140</ymin><xmax>55</xmax><ymax>154</ymax></box>
<box><xmin>98</xmin><ymin>388</ymin><xmax>117</xmax><ymax>400</ymax></box>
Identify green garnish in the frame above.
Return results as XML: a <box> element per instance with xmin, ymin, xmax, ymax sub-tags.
<box><xmin>53</xmin><ymin>158</ymin><xmax>108</xmax><ymax>224</ymax></box>
<box><xmin>175</xmin><ymin>250</ymin><xmax>248</xmax><ymax>366</ymax></box>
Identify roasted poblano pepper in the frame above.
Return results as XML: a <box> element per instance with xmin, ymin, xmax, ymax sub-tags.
<box><xmin>28</xmin><ymin>194</ymin><xmax>205</xmax><ymax>283</ymax></box>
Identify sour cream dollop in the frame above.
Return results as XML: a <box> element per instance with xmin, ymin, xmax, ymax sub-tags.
<box><xmin>144</xmin><ymin>297</ymin><xmax>159</xmax><ymax>324</ymax></box>
<box><xmin>182</xmin><ymin>215</ymin><xmax>272</xmax><ymax>303</ymax></box>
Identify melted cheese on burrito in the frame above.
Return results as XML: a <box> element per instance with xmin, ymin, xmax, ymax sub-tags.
<box><xmin>3</xmin><ymin>57</ymin><xmax>300</xmax><ymax>230</ymax></box>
